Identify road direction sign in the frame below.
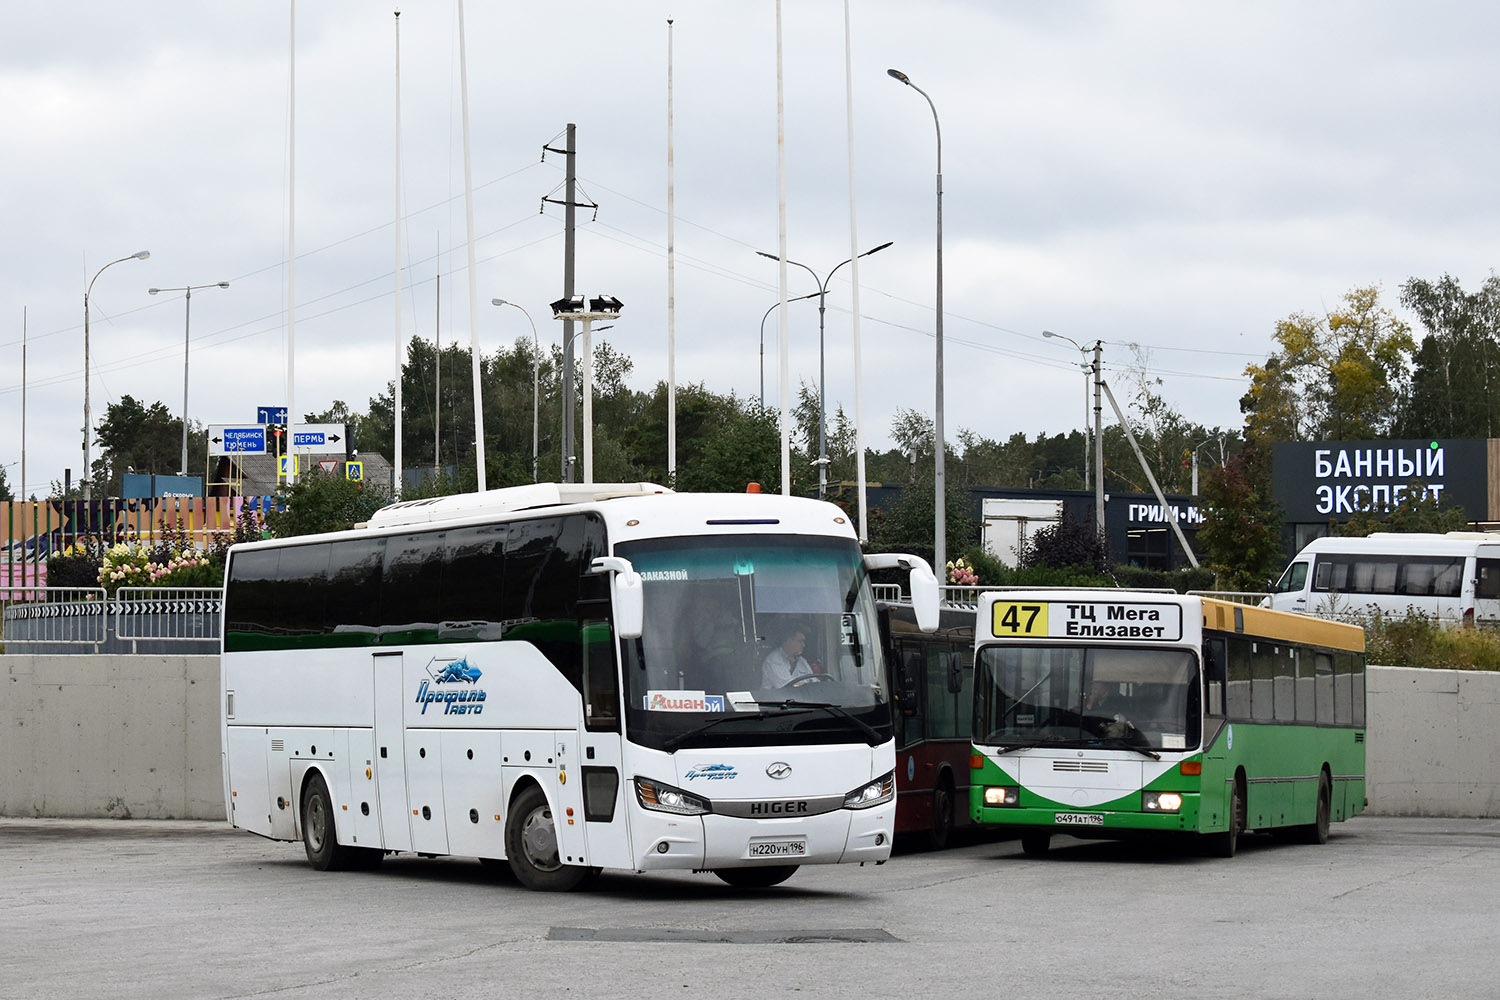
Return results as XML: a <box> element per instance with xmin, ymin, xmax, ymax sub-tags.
<box><xmin>208</xmin><ymin>424</ymin><xmax>268</xmax><ymax>456</ymax></box>
<box><xmin>288</xmin><ymin>423</ymin><xmax>345</xmax><ymax>450</ymax></box>
<box><xmin>257</xmin><ymin>406</ymin><xmax>288</xmax><ymax>426</ymax></box>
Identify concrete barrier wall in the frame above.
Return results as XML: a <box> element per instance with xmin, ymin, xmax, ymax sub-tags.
<box><xmin>1366</xmin><ymin>665</ymin><xmax>1500</xmax><ymax>817</ymax></box>
<box><xmin>2</xmin><ymin>656</ymin><xmax>1498</xmax><ymax>820</ymax></box>
<box><xmin>1</xmin><ymin>655</ymin><xmax>223</xmax><ymax>820</ymax></box>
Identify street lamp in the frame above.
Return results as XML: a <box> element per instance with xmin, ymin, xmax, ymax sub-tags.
<box><xmin>1189</xmin><ymin>435</ymin><xmax>1225</xmax><ymax>496</ymax></box>
<box><xmin>83</xmin><ymin>250</ymin><xmax>150</xmax><ymax>499</ymax></box>
<box><xmin>887</xmin><ymin>65</ymin><xmax>946</xmax><ymax>577</ymax></box>
<box><xmin>1042</xmin><ymin>330</ymin><xmax>1092</xmax><ymax>491</ymax></box>
<box><xmin>551</xmin><ymin>295</ymin><xmax>622</xmax><ymax>483</ymax></box>
<box><xmin>491</xmin><ymin>298</ymin><xmax>542</xmax><ymax>483</ymax></box>
<box><xmin>757</xmin><ymin>242</ymin><xmax>892</xmax><ymax>498</ymax></box>
<box><xmin>758</xmin><ymin>292</ymin><xmax>819</xmax><ymax>409</ymax></box>
<box><xmin>151</xmin><ymin>281</ymin><xmax>230</xmax><ymax>476</ymax></box>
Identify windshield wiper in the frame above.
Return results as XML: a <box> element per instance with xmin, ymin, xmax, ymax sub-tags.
<box><xmin>1090</xmin><ymin>736</ymin><xmax>1160</xmax><ymax>760</ymax></box>
<box><xmin>662</xmin><ymin>712</ymin><xmax>771</xmax><ymax>753</ymax></box>
<box><xmin>763</xmin><ymin>699</ymin><xmax>883</xmax><ymax>744</ymax></box>
<box><xmin>985</xmin><ymin>735</ymin><xmax>1063</xmax><ymax>754</ymax></box>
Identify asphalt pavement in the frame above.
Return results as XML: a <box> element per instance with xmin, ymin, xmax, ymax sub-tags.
<box><xmin>3</xmin><ymin>815</ymin><xmax>1498</xmax><ymax>999</ymax></box>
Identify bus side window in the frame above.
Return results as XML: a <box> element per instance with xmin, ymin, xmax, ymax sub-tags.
<box><xmin>1226</xmin><ymin>637</ymin><xmax>1252</xmax><ymax>720</ymax></box>
<box><xmin>1251</xmin><ymin>642</ymin><xmax>1276</xmax><ymax>722</ymax></box>
<box><xmin>899</xmin><ymin>646</ymin><xmax>924</xmax><ymax>733</ymax></box>
<box><xmin>1203</xmin><ymin>637</ymin><xmax>1226</xmax><ymax>717</ymax></box>
<box><xmin>925</xmin><ymin>646</ymin><xmax>958</xmax><ymax>738</ymax></box>
<box><xmin>1478</xmin><ymin>559</ymin><xmax>1500</xmax><ymax>601</ymax></box>
<box><xmin>1295</xmin><ymin>645</ymin><xmax>1317</xmax><ymax>721</ymax></box>
<box><xmin>1334</xmin><ymin>651</ymin><xmax>1356</xmax><ymax>726</ymax></box>
<box><xmin>1315</xmin><ymin>652</ymin><xmax>1334</xmax><ymax>722</ymax></box>
<box><xmin>578</xmin><ymin>517</ymin><xmax>618</xmax><ymax>732</ymax></box>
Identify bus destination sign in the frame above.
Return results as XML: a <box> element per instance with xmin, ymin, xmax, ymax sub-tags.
<box><xmin>990</xmin><ymin>600</ymin><xmax>1183</xmax><ymax>642</ymax></box>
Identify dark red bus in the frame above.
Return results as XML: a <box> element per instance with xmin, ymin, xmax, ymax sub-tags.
<box><xmin>882</xmin><ymin>601</ymin><xmax>976</xmax><ymax>849</ymax></box>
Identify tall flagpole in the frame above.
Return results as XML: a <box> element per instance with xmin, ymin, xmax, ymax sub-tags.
<box><xmin>457</xmin><ymin>0</ymin><xmax>486</xmax><ymax>491</ymax></box>
<box><xmin>666</xmin><ymin>18</ymin><xmax>677</xmax><ymax>484</ymax></box>
<box><xmin>20</xmin><ymin>307</ymin><xmax>26</xmax><ymax>502</ymax></box>
<box><xmin>393</xmin><ymin>9</ymin><xmax>404</xmax><ymax>493</ymax></box>
<box><xmin>843</xmin><ymin>0</ymin><xmax>868</xmax><ymax>540</ymax></box>
<box><xmin>775</xmin><ymin>0</ymin><xmax>791</xmax><ymax>496</ymax></box>
<box><xmin>286</xmin><ymin>0</ymin><xmax>297</xmax><ymax>486</ymax></box>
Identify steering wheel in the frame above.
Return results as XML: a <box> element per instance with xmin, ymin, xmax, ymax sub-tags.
<box><xmin>786</xmin><ymin>672</ymin><xmax>834</xmax><ymax>689</ymax></box>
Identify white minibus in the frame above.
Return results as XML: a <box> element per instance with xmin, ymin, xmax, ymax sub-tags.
<box><xmin>1265</xmin><ymin>532</ymin><xmax>1500</xmax><ymax>623</ymax></box>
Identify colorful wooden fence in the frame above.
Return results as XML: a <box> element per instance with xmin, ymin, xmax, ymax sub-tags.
<box><xmin>0</xmin><ymin>496</ymin><xmax>278</xmax><ymax>587</ymax></box>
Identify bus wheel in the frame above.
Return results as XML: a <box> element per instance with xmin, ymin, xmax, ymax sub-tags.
<box><xmin>1206</xmin><ymin>780</ymin><xmax>1244</xmax><ymax>858</ymax></box>
<box><xmin>925</xmin><ymin>780</ymin><xmax>954</xmax><ymax>851</ymax></box>
<box><xmin>1020</xmin><ymin>831</ymin><xmax>1051</xmax><ymax>857</ymax></box>
<box><xmin>302</xmin><ymin>772</ymin><xmax>354</xmax><ymax>872</ymax></box>
<box><xmin>1297</xmin><ymin>772</ymin><xmax>1332</xmax><ymax>845</ymax></box>
<box><xmin>713</xmin><ymin>865</ymin><xmax>799</xmax><ymax>888</ymax></box>
<box><xmin>504</xmin><ymin>784</ymin><xmax>592</xmax><ymax>891</ymax></box>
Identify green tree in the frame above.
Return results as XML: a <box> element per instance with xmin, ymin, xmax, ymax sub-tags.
<box><xmin>624</xmin><ymin>383</ymin><xmax>784</xmax><ymax>493</ymax></box>
<box><xmin>1243</xmin><ymin>285</ymin><xmax>1415</xmax><ymax>442</ymax></box>
<box><xmin>267</xmin><ymin>470</ymin><xmax>390</xmax><ymax>537</ymax></box>
<box><xmin>867</xmin><ymin>468</ymin><xmax>976</xmax><ymax>569</ymax></box>
<box><xmin>0</xmin><ymin>465</ymin><xmax>11</xmax><ymax>501</ymax></box>
<box><xmin>1196</xmin><ymin>444</ymin><xmax>1285</xmax><ymax>591</ymax></box>
<box><xmin>90</xmin><ymin>395</ymin><xmax>206</xmax><ymax>495</ymax></box>
<box><xmin>1396</xmin><ymin>272</ymin><xmax>1500</xmax><ymax>438</ymax></box>
<box><xmin>1018</xmin><ymin>509</ymin><xmax>1108</xmax><ymax>573</ymax></box>
<box><xmin>1337</xmin><ymin>484</ymin><xmax>1470</xmax><ymax>536</ymax></box>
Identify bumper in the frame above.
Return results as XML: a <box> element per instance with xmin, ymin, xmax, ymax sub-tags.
<box><xmin>629</xmin><ymin>802</ymin><xmax>895</xmax><ymax>870</ymax></box>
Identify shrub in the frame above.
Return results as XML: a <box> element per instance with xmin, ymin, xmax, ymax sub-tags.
<box><xmin>45</xmin><ymin>540</ymin><xmax>105</xmax><ymax>590</ymax></box>
<box><xmin>1356</xmin><ymin>609</ymin><xmax>1500</xmax><ymax>671</ymax></box>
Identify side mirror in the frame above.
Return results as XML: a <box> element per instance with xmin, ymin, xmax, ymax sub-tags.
<box><xmin>864</xmin><ymin>552</ymin><xmax>939</xmax><ymax>632</ymax></box>
<box><xmin>590</xmin><ymin>556</ymin><xmax>644</xmax><ymax>639</ymax></box>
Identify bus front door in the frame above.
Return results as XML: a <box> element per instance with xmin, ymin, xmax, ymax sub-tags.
<box><xmin>373</xmin><ymin>651</ymin><xmax>414</xmax><ymax>852</ymax></box>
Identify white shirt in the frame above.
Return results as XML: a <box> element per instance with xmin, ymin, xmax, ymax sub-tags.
<box><xmin>762</xmin><ymin>646</ymin><xmax>813</xmax><ymax>688</ymax></box>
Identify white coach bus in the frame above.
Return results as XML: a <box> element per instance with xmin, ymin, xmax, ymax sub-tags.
<box><xmin>220</xmin><ymin>483</ymin><xmax>937</xmax><ymax>890</ymax></box>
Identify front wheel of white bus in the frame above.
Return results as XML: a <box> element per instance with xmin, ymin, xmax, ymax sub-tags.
<box><xmin>713</xmin><ymin>866</ymin><xmax>798</xmax><ymax>889</ymax></box>
<box><xmin>504</xmin><ymin>784</ymin><xmax>598</xmax><ymax>891</ymax></box>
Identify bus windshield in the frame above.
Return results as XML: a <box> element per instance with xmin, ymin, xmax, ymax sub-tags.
<box><xmin>974</xmin><ymin>646</ymin><xmax>1200</xmax><ymax>753</ymax></box>
<box><xmin>616</xmin><ymin>534</ymin><xmax>890</xmax><ymax>751</ymax></box>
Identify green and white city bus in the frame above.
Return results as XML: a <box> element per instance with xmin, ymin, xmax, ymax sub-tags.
<box><xmin>220</xmin><ymin>483</ymin><xmax>938</xmax><ymax>890</ymax></box>
<box><xmin>969</xmin><ymin>590</ymin><xmax>1366</xmax><ymax>857</ymax></box>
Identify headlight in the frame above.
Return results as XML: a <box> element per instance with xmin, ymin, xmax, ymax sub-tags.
<box><xmin>635</xmin><ymin>777</ymin><xmax>711</xmax><ymax>816</ymax></box>
<box><xmin>843</xmin><ymin>771</ymin><xmax>895</xmax><ymax>809</ymax></box>
<box><xmin>1143</xmin><ymin>791</ymin><xmax>1182</xmax><ymax>813</ymax></box>
<box><xmin>983</xmin><ymin>786</ymin><xmax>1020</xmax><ymax>807</ymax></box>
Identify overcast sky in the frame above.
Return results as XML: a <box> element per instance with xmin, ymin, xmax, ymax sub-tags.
<box><xmin>3</xmin><ymin>1</ymin><xmax>1497</xmax><ymax>498</ymax></box>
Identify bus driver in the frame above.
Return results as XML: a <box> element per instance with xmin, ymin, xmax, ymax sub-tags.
<box><xmin>763</xmin><ymin>628</ymin><xmax>816</xmax><ymax>688</ymax></box>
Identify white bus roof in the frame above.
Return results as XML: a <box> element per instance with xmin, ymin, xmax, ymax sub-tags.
<box><xmin>233</xmin><ymin>485</ymin><xmax>859</xmax><ymax>551</ymax></box>
<box><xmin>1291</xmin><ymin>533</ymin><xmax>1500</xmax><ymax>558</ymax></box>
<box><xmin>365</xmin><ymin>482</ymin><xmax>671</xmax><ymax>528</ymax></box>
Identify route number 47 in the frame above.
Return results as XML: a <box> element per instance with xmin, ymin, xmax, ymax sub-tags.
<box><xmin>992</xmin><ymin>602</ymin><xmax>1048</xmax><ymax>637</ymax></box>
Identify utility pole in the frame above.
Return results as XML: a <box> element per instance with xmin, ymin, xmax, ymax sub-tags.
<box><xmin>542</xmin><ymin>126</ymin><xmax>596</xmax><ymax>483</ymax></box>
<box><xmin>1093</xmin><ymin>340</ymin><xmax>1105</xmax><ymax>536</ymax></box>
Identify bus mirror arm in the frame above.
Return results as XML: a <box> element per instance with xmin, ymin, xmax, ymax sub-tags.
<box><xmin>863</xmin><ymin>553</ymin><xmax>940</xmax><ymax>633</ymax></box>
<box><xmin>590</xmin><ymin>557</ymin><xmax>645</xmax><ymax>640</ymax></box>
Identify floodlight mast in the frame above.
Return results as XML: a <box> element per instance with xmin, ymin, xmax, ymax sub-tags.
<box><xmin>551</xmin><ymin>295</ymin><xmax>622</xmax><ymax>483</ymax></box>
